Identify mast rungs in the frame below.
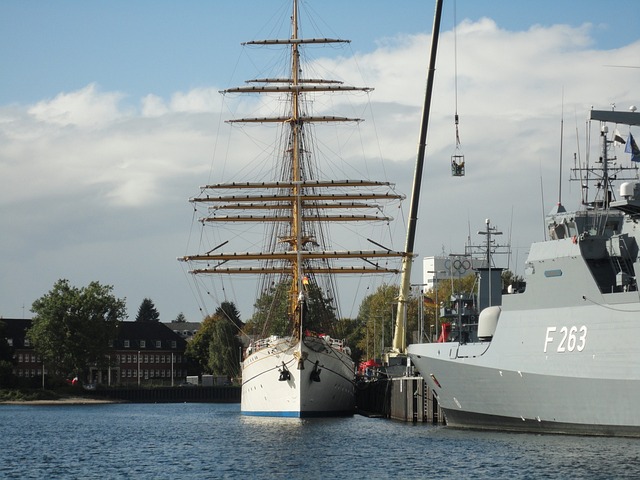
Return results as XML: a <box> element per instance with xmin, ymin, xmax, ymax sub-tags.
<box><xmin>197</xmin><ymin>179</ymin><xmax>396</xmax><ymax>189</ymax></box>
<box><xmin>190</xmin><ymin>266</ymin><xmax>400</xmax><ymax>275</ymax></box>
<box><xmin>180</xmin><ymin>250</ymin><xmax>406</xmax><ymax>262</ymax></box>
<box><xmin>224</xmin><ymin>85</ymin><xmax>372</xmax><ymax>94</ymax></box>
<box><xmin>199</xmin><ymin>215</ymin><xmax>393</xmax><ymax>222</ymax></box>
<box><xmin>192</xmin><ymin>194</ymin><xmax>404</xmax><ymax>203</ymax></box>
<box><xmin>243</xmin><ymin>38</ymin><xmax>350</xmax><ymax>46</ymax></box>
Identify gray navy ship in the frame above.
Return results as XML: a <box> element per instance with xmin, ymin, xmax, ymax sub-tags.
<box><xmin>408</xmin><ymin>108</ymin><xmax>640</xmax><ymax>436</ymax></box>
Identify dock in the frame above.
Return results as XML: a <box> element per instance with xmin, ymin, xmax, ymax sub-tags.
<box><xmin>356</xmin><ymin>376</ymin><xmax>444</xmax><ymax>423</ymax></box>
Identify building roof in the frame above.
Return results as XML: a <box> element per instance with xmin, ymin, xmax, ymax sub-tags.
<box><xmin>115</xmin><ymin>321</ymin><xmax>187</xmax><ymax>350</ymax></box>
<box><xmin>1</xmin><ymin>318</ymin><xmax>187</xmax><ymax>351</ymax></box>
<box><xmin>165</xmin><ymin>322</ymin><xmax>201</xmax><ymax>339</ymax></box>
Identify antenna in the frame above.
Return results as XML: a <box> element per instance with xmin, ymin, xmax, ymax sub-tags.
<box><xmin>557</xmin><ymin>90</ymin><xmax>564</xmax><ymax>209</ymax></box>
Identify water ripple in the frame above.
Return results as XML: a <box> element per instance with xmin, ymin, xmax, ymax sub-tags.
<box><xmin>0</xmin><ymin>403</ymin><xmax>638</xmax><ymax>479</ymax></box>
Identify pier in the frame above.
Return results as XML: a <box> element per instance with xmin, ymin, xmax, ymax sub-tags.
<box><xmin>356</xmin><ymin>376</ymin><xmax>444</xmax><ymax>423</ymax></box>
<box><xmin>90</xmin><ymin>385</ymin><xmax>240</xmax><ymax>403</ymax></box>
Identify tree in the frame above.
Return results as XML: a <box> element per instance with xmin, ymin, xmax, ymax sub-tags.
<box><xmin>245</xmin><ymin>280</ymin><xmax>338</xmax><ymax>338</ymax></box>
<box><xmin>27</xmin><ymin>279</ymin><xmax>126</xmax><ymax>379</ymax></box>
<box><xmin>172</xmin><ymin>313</ymin><xmax>187</xmax><ymax>323</ymax></box>
<box><xmin>354</xmin><ymin>284</ymin><xmax>420</xmax><ymax>363</ymax></box>
<box><xmin>246</xmin><ymin>282</ymin><xmax>290</xmax><ymax>337</ymax></box>
<box><xmin>186</xmin><ymin>301</ymin><xmax>242</xmax><ymax>378</ymax></box>
<box><xmin>501</xmin><ymin>270</ymin><xmax>525</xmax><ymax>292</ymax></box>
<box><xmin>135</xmin><ymin>298</ymin><xmax>160</xmax><ymax>322</ymax></box>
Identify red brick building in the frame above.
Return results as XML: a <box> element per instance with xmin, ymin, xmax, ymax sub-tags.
<box><xmin>1</xmin><ymin>318</ymin><xmax>189</xmax><ymax>387</ymax></box>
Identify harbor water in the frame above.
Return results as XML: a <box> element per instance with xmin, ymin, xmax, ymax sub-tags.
<box><xmin>1</xmin><ymin>402</ymin><xmax>638</xmax><ymax>479</ymax></box>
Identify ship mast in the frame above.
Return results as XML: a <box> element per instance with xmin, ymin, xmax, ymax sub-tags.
<box><xmin>180</xmin><ymin>0</ymin><xmax>408</xmax><ymax>337</ymax></box>
<box><xmin>391</xmin><ymin>0</ymin><xmax>443</xmax><ymax>355</ymax></box>
<box><xmin>291</xmin><ymin>0</ymin><xmax>304</xmax><ymax>339</ymax></box>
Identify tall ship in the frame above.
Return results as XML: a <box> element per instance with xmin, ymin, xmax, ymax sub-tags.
<box><xmin>180</xmin><ymin>0</ymin><xmax>405</xmax><ymax>417</ymax></box>
<box><xmin>408</xmin><ymin>108</ymin><xmax>640</xmax><ymax>436</ymax></box>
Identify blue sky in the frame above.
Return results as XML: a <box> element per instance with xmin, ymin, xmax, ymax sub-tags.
<box><xmin>1</xmin><ymin>1</ymin><xmax>639</xmax><ymax>323</ymax></box>
<box><xmin>2</xmin><ymin>1</ymin><xmax>637</xmax><ymax>104</ymax></box>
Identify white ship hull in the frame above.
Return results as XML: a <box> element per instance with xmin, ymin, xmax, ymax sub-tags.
<box><xmin>241</xmin><ymin>335</ymin><xmax>355</xmax><ymax>417</ymax></box>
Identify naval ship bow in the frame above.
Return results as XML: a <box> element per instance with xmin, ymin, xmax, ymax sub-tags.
<box><xmin>408</xmin><ymin>107</ymin><xmax>640</xmax><ymax>436</ymax></box>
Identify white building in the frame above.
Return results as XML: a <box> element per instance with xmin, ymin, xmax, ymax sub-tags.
<box><xmin>421</xmin><ymin>255</ymin><xmax>486</xmax><ymax>291</ymax></box>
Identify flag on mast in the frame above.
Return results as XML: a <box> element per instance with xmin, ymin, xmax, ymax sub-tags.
<box><xmin>625</xmin><ymin>132</ymin><xmax>640</xmax><ymax>162</ymax></box>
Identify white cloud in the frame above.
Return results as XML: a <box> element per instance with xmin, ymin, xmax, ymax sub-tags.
<box><xmin>141</xmin><ymin>94</ymin><xmax>169</xmax><ymax>117</ymax></box>
<box><xmin>1</xmin><ymin>19</ymin><xmax>639</xmax><ymax>323</ymax></box>
<box><xmin>27</xmin><ymin>83</ymin><xmax>127</xmax><ymax>128</ymax></box>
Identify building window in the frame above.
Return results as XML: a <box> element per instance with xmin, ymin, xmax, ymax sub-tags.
<box><xmin>140</xmin><ymin>340</ymin><xmax>146</xmax><ymax>348</ymax></box>
<box><xmin>155</xmin><ymin>340</ymin><xmax>161</xmax><ymax>348</ymax></box>
<box><xmin>124</xmin><ymin>340</ymin><xmax>130</xmax><ymax>348</ymax></box>
<box><xmin>144</xmin><ymin>355</ymin><xmax>148</xmax><ymax>363</ymax></box>
<box><xmin>7</xmin><ymin>339</ymin><xmax>12</xmax><ymax>347</ymax></box>
<box><xmin>17</xmin><ymin>354</ymin><xmax>23</xmax><ymax>363</ymax></box>
<box><xmin>171</xmin><ymin>341</ymin><xmax>176</xmax><ymax>349</ymax></box>
<box><xmin>24</xmin><ymin>338</ymin><xmax>30</xmax><ymax>347</ymax></box>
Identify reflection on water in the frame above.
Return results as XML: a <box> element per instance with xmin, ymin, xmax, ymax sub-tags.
<box><xmin>1</xmin><ymin>403</ymin><xmax>639</xmax><ymax>479</ymax></box>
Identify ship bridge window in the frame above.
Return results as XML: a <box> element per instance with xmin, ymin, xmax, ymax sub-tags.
<box><xmin>544</xmin><ymin>269</ymin><xmax>563</xmax><ymax>278</ymax></box>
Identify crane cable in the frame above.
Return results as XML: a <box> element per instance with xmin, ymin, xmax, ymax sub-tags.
<box><xmin>453</xmin><ymin>0</ymin><xmax>461</xmax><ymax>151</ymax></box>
<box><xmin>450</xmin><ymin>0</ymin><xmax>465</xmax><ymax>177</ymax></box>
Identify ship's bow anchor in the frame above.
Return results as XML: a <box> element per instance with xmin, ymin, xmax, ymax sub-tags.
<box><xmin>310</xmin><ymin>361</ymin><xmax>322</xmax><ymax>382</ymax></box>
<box><xmin>278</xmin><ymin>362</ymin><xmax>291</xmax><ymax>381</ymax></box>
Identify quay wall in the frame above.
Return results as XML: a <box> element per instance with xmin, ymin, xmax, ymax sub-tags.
<box><xmin>90</xmin><ymin>385</ymin><xmax>240</xmax><ymax>403</ymax></box>
<box><xmin>356</xmin><ymin>377</ymin><xmax>444</xmax><ymax>423</ymax></box>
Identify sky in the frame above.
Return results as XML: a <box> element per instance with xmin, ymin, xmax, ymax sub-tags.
<box><xmin>1</xmin><ymin>0</ymin><xmax>639</xmax><ymax>324</ymax></box>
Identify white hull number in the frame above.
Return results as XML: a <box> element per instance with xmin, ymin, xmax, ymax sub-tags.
<box><xmin>544</xmin><ymin>326</ymin><xmax>587</xmax><ymax>353</ymax></box>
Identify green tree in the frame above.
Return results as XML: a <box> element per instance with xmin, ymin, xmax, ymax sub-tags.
<box><xmin>27</xmin><ymin>279</ymin><xmax>126</xmax><ymax>379</ymax></box>
<box><xmin>354</xmin><ymin>284</ymin><xmax>420</xmax><ymax>363</ymax></box>
<box><xmin>501</xmin><ymin>270</ymin><xmax>525</xmax><ymax>292</ymax></box>
<box><xmin>172</xmin><ymin>313</ymin><xmax>187</xmax><ymax>323</ymax></box>
<box><xmin>245</xmin><ymin>280</ymin><xmax>338</xmax><ymax>338</ymax></box>
<box><xmin>246</xmin><ymin>282</ymin><xmax>289</xmax><ymax>337</ymax></box>
<box><xmin>186</xmin><ymin>301</ymin><xmax>241</xmax><ymax>378</ymax></box>
<box><xmin>135</xmin><ymin>298</ymin><xmax>160</xmax><ymax>322</ymax></box>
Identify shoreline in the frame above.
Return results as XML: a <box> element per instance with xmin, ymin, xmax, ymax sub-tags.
<box><xmin>0</xmin><ymin>396</ymin><xmax>123</xmax><ymax>406</ymax></box>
